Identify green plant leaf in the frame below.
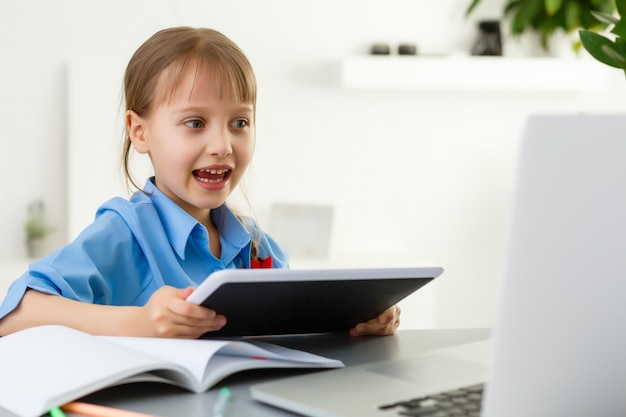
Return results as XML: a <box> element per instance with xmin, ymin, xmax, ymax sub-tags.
<box><xmin>565</xmin><ymin>2</ymin><xmax>581</xmax><ymax>31</ymax></box>
<box><xmin>591</xmin><ymin>10</ymin><xmax>620</xmax><ymax>25</ymax></box>
<box><xmin>545</xmin><ymin>0</ymin><xmax>563</xmax><ymax>15</ymax></box>
<box><xmin>509</xmin><ymin>0</ymin><xmax>544</xmax><ymax>34</ymax></box>
<box><xmin>573</xmin><ymin>39</ymin><xmax>583</xmax><ymax>52</ymax></box>
<box><xmin>615</xmin><ymin>36</ymin><xmax>626</xmax><ymax>55</ymax></box>
<box><xmin>613</xmin><ymin>17</ymin><xmax>626</xmax><ymax>38</ymax></box>
<box><xmin>580</xmin><ymin>29</ymin><xmax>626</xmax><ymax>68</ymax></box>
<box><xmin>491</xmin><ymin>0</ymin><xmax>617</xmax><ymax>53</ymax></box>
<box><xmin>617</xmin><ymin>0</ymin><xmax>626</xmax><ymax>20</ymax></box>
<box><xmin>590</xmin><ymin>0</ymin><xmax>615</xmax><ymax>13</ymax></box>
<box><xmin>504</xmin><ymin>0</ymin><xmax>523</xmax><ymax>15</ymax></box>
<box><xmin>465</xmin><ymin>0</ymin><xmax>482</xmax><ymax>17</ymax></box>
<box><xmin>601</xmin><ymin>43</ymin><xmax>626</xmax><ymax>65</ymax></box>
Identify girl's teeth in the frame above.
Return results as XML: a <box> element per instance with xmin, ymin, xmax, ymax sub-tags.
<box><xmin>197</xmin><ymin>177</ymin><xmax>223</xmax><ymax>183</ymax></box>
<box><xmin>195</xmin><ymin>168</ymin><xmax>230</xmax><ymax>183</ymax></box>
<box><xmin>200</xmin><ymin>168</ymin><xmax>225</xmax><ymax>174</ymax></box>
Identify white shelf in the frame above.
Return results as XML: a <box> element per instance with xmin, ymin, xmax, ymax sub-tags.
<box><xmin>340</xmin><ymin>56</ymin><xmax>612</xmax><ymax>92</ymax></box>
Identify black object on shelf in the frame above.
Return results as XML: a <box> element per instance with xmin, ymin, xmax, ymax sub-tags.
<box><xmin>398</xmin><ymin>43</ymin><xmax>417</xmax><ymax>55</ymax></box>
<box><xmin>471</xmin><ymin>20</ymin><xmax>502</xmax><ymax>56</ymax></box>
<box><xmin>370</xmin><ymin>43</ymin><xmax>391</xmax><ymax>55</ymax></box>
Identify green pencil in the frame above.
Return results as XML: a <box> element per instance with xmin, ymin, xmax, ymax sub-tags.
<box><xmin>49</xmin><ymin>407</ymin><xmax>67</xmax><ymax>417</ymax></box>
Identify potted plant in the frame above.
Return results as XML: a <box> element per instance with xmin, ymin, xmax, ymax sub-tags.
<box><xmin>25</xmin><ymin>200</ymin><xmax>54</xmax><ymax>258</ymax></box>
<box><xmin>466</xmin><ymin>0</ymin><xmax>616</xmax><ymax>53</ymax></box>
<box><xmin>579</xmin><ymin>0</ymin><xmax>626</xmax><ymax>72</ymax></box>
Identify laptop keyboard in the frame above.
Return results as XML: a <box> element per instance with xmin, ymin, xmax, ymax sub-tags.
<box><xmin>378</xmin><ymin>383</ymin><xmax>485</xmax><ymax>416</ymax></box>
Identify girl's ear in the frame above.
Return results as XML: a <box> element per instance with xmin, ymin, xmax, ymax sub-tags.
<box><xmin>126</xmin><ymin>110</ymin><xmax>149</xmax><ymax>154</ymax></box>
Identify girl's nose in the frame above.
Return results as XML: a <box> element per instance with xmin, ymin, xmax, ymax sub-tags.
<box><xmin>206</xmin><ymin>127</ymin><xmax>232</xmax><ymax>157</ymax></box>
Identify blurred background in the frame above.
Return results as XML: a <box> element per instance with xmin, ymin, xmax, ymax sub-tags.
<box><xmin>1</xmin><ymin>0</ymin><xmax>624</xmax><ymax>330</ymax></box>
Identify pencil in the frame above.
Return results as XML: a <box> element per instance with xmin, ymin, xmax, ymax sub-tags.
<box><xmin>49</xmin><ymin>407</ymin><xmax>67</xmax><ymax>417</ymax></box>
<box><xmin>212</xmin><ymin>387</ymin><xmax>231</xmax><ymax>417</ymax></box>
<box><xmin>61</xmin><ymin>401</ymin><xmax>159</xmax><ymax>417</ymax></box>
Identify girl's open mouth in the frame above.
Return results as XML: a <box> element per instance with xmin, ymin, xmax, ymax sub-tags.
<box><xmin>193</xmin><ymin>168</ymin><xmax>232</xmax><ymax>183</ymax></box>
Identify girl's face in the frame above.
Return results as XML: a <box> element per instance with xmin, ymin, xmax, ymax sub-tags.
<box><xmin>127</xmin><ymin>65</ymin><xmax>255</xmax><ymax>226</ymax></box>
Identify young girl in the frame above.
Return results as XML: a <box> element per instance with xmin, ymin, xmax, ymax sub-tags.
<box><xmin>0</xmin><ymin>27</ymin><xmax>400</xmax><ymax>339</ymax></box>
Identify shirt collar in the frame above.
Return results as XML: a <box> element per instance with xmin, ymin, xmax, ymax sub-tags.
<box><xmin>143</xmin><ymin>178</ymin><xmax>251</xmax><ymax>260</ymax></box>
<box><xmin>211</xmin><ymin>203</ymin><xmax>253</xmax><ymax>264</ymax></box>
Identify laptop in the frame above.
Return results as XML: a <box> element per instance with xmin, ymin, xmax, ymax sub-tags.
<box><xmin>250</xmin><ymin>113</ymin><xmax>626</xmax><ymax>417</ymax></box>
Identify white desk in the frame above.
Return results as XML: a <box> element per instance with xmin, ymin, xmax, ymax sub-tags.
<box><xmin>0</xmin><ymin>328</ymin><xmax>491</xmax><ymax>417</ymax></box>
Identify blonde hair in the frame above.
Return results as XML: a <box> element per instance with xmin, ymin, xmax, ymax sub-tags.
<box><xmin>122</xmin><ymin>26</ymin><xmax>257</xmax><ymax>190</ymax></box>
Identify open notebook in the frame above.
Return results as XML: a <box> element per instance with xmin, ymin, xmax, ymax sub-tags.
<box><xmin>251</xmin><ymin>113</ymin><xmax>626</xmax><ymax>417</ymax></box>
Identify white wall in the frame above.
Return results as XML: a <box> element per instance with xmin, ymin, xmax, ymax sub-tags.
<box><xmin>2</xmin><ymin>0</ymin><xmax>626</xmax><ymax>329</ymax></box>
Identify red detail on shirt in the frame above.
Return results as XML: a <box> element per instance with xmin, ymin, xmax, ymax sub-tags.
<box><xmin>251</xmin><ymin>256</ymin><xmax>273</xmax><ymax>268</ymax></box>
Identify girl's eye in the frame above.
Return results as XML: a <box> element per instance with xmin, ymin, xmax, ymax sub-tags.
<box><xmin>231</xmin><ymin>119</ymin><xmax>248</xmax><ymax>129</ymax></box>
<box><xmin>184</xmin><ymin>119</ymin><xmax>204</xmax><ymax>129</ymax></box>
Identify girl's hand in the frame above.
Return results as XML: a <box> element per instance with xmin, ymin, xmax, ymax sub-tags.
<box><xmin>349</xmin><ymin>305</ymin><xmax>401</xmax><ymax>337</ymax></box>
<box><xmin>140</xmin><ymin>286</ymin><xmax>226</xmax><ymax>338</ymax></box>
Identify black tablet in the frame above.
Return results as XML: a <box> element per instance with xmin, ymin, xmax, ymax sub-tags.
<box><xmin>186</xmin><ymin>267</ymin><xmax>443</xmax><ymax>337</ymax></box>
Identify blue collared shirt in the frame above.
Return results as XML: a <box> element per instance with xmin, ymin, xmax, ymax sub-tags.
<box><xmin>0</xmin><ymin>179</ymin><xmax>288</xmax><ymax>320</ymax></box>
